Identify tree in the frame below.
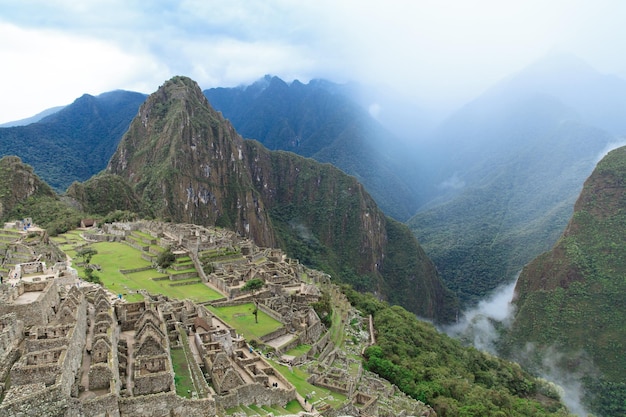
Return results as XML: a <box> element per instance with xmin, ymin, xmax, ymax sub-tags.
<box><xmin>84</xmin><ymin>267</ymin><xmax>101</xmax><ymax>284</ymax></box>
<box><xmin>243</xmin><ymin>278</ymin><xmax>264</xmax><ymax>323</ymax></box>
<box><xmin>76</xmin><ymin>246</ymin><xmax>98</xmax><ymax>265</ymax></box>
<box><xmin>156</xmin><ymin>247</ymin><xmax>176</xmax><ymax>269</ymax></box>
<box><xmin>243</xmin><ymin>278</ymin><xmax>264</xmax><ymax>293</ymax></box>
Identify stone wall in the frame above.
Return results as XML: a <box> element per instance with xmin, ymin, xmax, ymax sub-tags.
<box><xmin>118</xmin><ymin>391</ymin><xmax>216</xmax><ymax>417</ymax></box>
<box><xmin>78</xmin><ymin>392</ymin><xmax>121</xmax><ymax>417</ymax></box>
<box><xmin>89</xmin><ymin>363</ymin><xmax>113</xmax><ymax>390</ymax></box>
<box><xmin>169</xmin><ymin>271</ymin><xmax>198</xmax><ymax>281</ymax></box>
<box><xmin>260</xmin><ymin>326</ymin><xmax>288</xmax><ymax>343</ymax></box>
<box><xmin>10</xmin><ymin>354</ymin><xmax>63</xmax><ymax>386</ymax></box>
<box><xmin>60</xmin><ymin>291</ymin><xmax>88</xmax><ymax>396</ymax></box>
<box><xmin>0</xmin><ymin>383</ymin><xmax>69</xmax><ymax>417</ymax></box>
<box><xmin>216</xmin><ymin>381</ymin><xmax>296</xmax><ymax>410</ymax></box>
<box><xmin>258</xmin><ymin>303</ymin><xmax>285</xmax><ymax>324</ymax></box>
<box><xmin>308</xmin><ymin>330</ymin><xmax>330</xmax><ymax>356</ymax></box>
<box><xmin>0</xmin><ymin>313</ymin><xmax>23</xmax><ymax>361</ymax></box>
<box><xmin>120</xmin><ymin>266</ymin><xmax>154</xmax><ymax>274</ymax></box>
<box><xmin>82</xmin><ymin>232</ymin><xmax>121</xmax><ymax>242</ymax></box>
<box><xmin>0</xmin><ymin>279</ymin><xmax>60</xmax><ymax>327</ymax></box>
<box><xmin>133</xmin><ymin>369</ymin><xmax>174</xmax><ymax>396</ymax></box>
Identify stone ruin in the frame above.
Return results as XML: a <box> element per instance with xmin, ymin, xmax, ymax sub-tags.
<box><xmin>0</xmin><ymin>220</ymin><xmax>436</xmax><ymax>417</ymax></box>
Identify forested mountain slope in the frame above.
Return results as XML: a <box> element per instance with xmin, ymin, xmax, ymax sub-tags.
<box><xmin>409</xmin><ymin>54</ymin><xmax>615</xmax><ymax>306</ymax></box>
<box><xmin>0</xmin><ymin>90</ymin><xmax>146</xmax><ymax>191</ymax></box>
<box><xmin>504</xmin><ymin>146</ymin><xmax>626</xmax><ymax>417</ymax></box>
<box><xmin>205</xmin><ymin>76</ymin><xmax>421</xmax><ymax>221</ymax></box>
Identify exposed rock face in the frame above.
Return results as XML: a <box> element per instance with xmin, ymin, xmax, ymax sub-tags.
<box><xmin>106</xmin><ymin>76</ymin><xmax>455</xmax><ymax>322</ymax></box>
<box><xmin>0</xmin><ymin>155</ymin><xmax>56</xmax><ymax>219</ymax></box>
<box><xmin>108</xmin><ymin>76</ymin><xmax>275</xmax><ymax>247</ymax></box>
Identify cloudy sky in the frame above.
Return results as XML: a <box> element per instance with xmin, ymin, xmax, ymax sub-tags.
<box><xmin>1</xmin><ymin>0</ymin><xmax>626</xmax><ymax>124</ymax></box>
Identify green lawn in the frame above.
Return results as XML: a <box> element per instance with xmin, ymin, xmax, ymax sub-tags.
<box><xmin>268</xmin><ymin>360</ymin><xmax>346</xmax><ymax>407</ymax></box>
<box><xmin>171</xmin><ymin>348</ymin><xmax>193</xmax><ymax>398</ymax></box>
<box><xmin>206</xmin><ymin>303</ymin><xmax>282</xmax><ymax>341</ymax></box>
<box><xmin>55</xmin><ymin>234</ymin><xmax>223</xmax><ymax>303</ymax></box>
<box><xmin>284</xmin><ymin>344</ymin><xmax>311</xmax><ymax>357</ymax></box>
<box><xmin>284</xmin><ymin>400</ymin><xmax>304</xmax><ymax>413</ymax></box>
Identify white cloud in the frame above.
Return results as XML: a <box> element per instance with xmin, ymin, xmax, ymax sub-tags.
<box><xmin>2</xmin><ymin>0</ymin><xmax>626</xmax><ymax>123</ymax></box>
<box><xmin>0</xmin><ymin>22</ymin><xmax>169</xmax><ymax>123</ymax></box>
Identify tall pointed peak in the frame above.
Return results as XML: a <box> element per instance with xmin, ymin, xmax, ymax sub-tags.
<box><xmin>152</xmin><ymin>75</ymin><xmax>210</xmax><ymax>107</ymax></box>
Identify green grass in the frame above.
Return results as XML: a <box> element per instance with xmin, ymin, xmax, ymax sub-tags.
<box><xmin>268</xmin><ymin>360</ymin><xmax>346</xmax><ymax>407</ymax></box>
<box><xmin>284</xmin><ymin>344</ymin><xmax>311</xmax><ymax>357</ymax></box>
<box><xmin>171</xmin><ymin>348</ymin><xmax>193</xmax><ymax>398</ymax></box>
<box><xmin>133</xmin><ymin>230</ymin><xmax>156</xmax><ymax>240</ymax></box>
<box><xmin>329</xmin><ymin>306</ymin><xmax>345</xmax><ymax>346</ymax></box>
<box><xmin>206</xmin><ymin>303</ymin><xmax>282</xmax><ymax>341</ymax></box>
<box><xmin>55</xmin><ymin>233</ymin><xmax>223</xmax><ymax>303</ymax></box>
<box><xmin>284</xmin><ymin>399</ymin><xmax>304</xmax><ymax>413</ymax></box>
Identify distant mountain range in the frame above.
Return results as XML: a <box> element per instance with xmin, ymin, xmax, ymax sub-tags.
<box><xmin>204</xmin><ymin>75</ymin><xmax>423</xmax><ymax>221</ymax></box>
<box><xmin>0</xmin><ymin>105</ymin><xmax>66</xmax><ymax>127</ymax></box>
<box><xmin>408</xmin><ymin>53</ymin><xmax>620</xmax><ymax>306</ymax></box>
<box><xmin>0</xmin><ymin>90</ymin><xmax>146</xmax><ymax>191</ymax></box>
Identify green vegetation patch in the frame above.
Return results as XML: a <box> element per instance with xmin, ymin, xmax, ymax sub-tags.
<box><xmin>284</xmin><ymin>344</ymin><xmax>311</xmax><ymax>357</ymax></box>
<box><xmin>171</xmin><ymin>348</ymin><xmax>193</xmax><ymax>398</ymax></box>
<box><xmin>344</xmin><ymin>286</ymin><xmax>572</xmax><ymax>417</ymax></box>
<box><xmin>269</xmin><ymin>360</ymin><xmax>346</xmax><ymax>407</ymax></box>
<box><xmin>206</xmin><ymin>303</ymin><xmax>282</xmax><ymax>341</ymax></box>
<box><xmin>56</xmin><ymin>234</ymin><xmax>222</xmax><ymax>303</ymax></box>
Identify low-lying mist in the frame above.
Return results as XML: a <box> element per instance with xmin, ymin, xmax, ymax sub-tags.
<box><xmin>442</xmin><ymin>276</ymin><xmax>594</xmax><ymax>416</ymax></box>
<box><xmin>442</xmin><ymin>278</ymin><xmax>517</xmax><ymax>354</ymax></box>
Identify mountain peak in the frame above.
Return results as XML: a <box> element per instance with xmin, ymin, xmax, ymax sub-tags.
<box><xmin>154</xmin><ymin>75</ymin><xmax>209</xmax><ymax>105</ymax></box>
<box><xmin>106</xmin><ymin>75</ymin><xmax>274</xmax><ymax>244</ymax></box>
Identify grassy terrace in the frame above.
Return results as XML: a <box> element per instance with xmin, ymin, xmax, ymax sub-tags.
<box><xmin>268</xmin><ymin>360</ymin><xmax>347</xmax><ymax>408</ymax></box>
<box><xmin>205</xmin><ymin>303</ymin><xmax>282</xmax><ymax>341</ymax></box>
<box><xmin>284</xmin><ymin>344</ymin><xmax>311</xmax><ymax>357</ymax></box>
<box><xmin>53</xmin><ymin>232</ymin><xmax>223</xmax><ymax>303</ymax></box>
<box><xmin>171</xmin><ymin>348</ymin><xmax>194</xmax><ymax>398</ymax></box>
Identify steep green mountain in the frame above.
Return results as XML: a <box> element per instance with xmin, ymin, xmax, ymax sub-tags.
<box><xmin>0</xmin><ymin>155</ymin><xmax>86</xmax><ymax>235</ymax></box>
<box><xmin>0</xmin><ymin>155</ymin><xmax>56</xmax><ymax>219</ymax></box>
<box><xmin>105</xmin><ymin>76</ymin><xmax>456</xmax><ymax>322</ymax></box>
<box><xmin>204</xmin><ymin>76</ymin><xmax>421</xmax><ymax>221</ymax></box>
<box><xmin>409</xmin><ymin>55</ymin><xmax>614</xmax><ymax>307</ymax></box>
<box><xmin>0</xmin><ymin>90</ymin><xmax>146</xmax><ymax>191</ymax></box>
<box><xmin>504</xmin><ymin>146</ymin><xmax>626</xmax><ymax>417</ymax></box>
<box><xmin>65</xmin><ymin>173</ymin><xmax>145</xmax><ymax>217</ymax></box>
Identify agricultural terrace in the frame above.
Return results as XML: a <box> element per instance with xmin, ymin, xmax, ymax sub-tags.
<box><xmin>206</xmin><ymin>303</ymin><xmax>282</xmax><ymax>341</ymax></box>
<box><xmin>269</xmin><ymin>360</ymin><xmax>347</xmax><ymax>409</ymax></box>
<box><xmin>52</xmin><ymin>231</ymin><xmax>222</xmax><ymax>303</ymax></box>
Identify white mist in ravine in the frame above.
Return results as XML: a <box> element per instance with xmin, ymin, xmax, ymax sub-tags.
<box><xmin>442</xmin><ymin>279</ymin><xmax>517</xmax><ymax>354</ymax></box>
